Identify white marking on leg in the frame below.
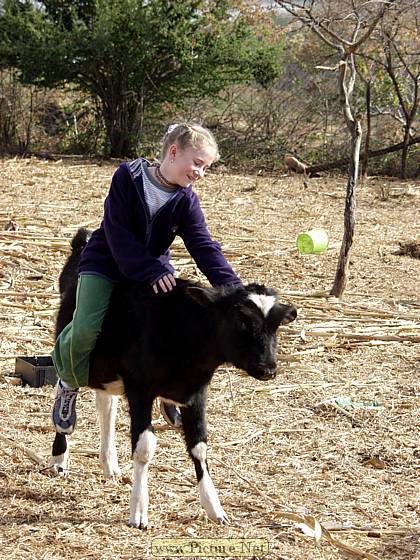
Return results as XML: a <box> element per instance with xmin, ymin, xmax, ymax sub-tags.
<box><xmin>248</xmin><ymin>294</ymin><xmax>276</xmax><ymax>316</ymax></box>
<box><xmin>50</xmin><ymin>447</ymin><xmax>70</xmax><ymax>477</ymax></box>
<box><xmin>129</xmin><ymin>430</ymin><xmax>157</xmax><ymax>529</ymax></box>
<box><xmin>96</xmin><ymin>390</ymin><xmax>121</xmax><ymax>478</ymax></box>
<box><xmin>191</xmin><ymin>441</ymin><xmax>207</xmax><ymax>462</ymax></box>
<box><xmin>191</xmin><ymin>443</ymin><xmax>229</xmax><ymax>524</ymax></box>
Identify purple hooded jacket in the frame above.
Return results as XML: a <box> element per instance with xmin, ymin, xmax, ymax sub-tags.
<box><xmin>78</xmin><ymin>159</ymin><xmax>241</xmax><ymax>287</ymax></box>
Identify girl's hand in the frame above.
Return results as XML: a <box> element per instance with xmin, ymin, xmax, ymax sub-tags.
<box><xmin>152</xmin><ymin>274</ymin><xmax>176</xmax><ymax>294</ymax></box>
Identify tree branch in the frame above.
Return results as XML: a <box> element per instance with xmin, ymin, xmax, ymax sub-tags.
<box><xmin>274</xmin><ymin>1</ymin><xmax>343</xmax><ymax>50</ymax></box>
<box><xmin>306</xmin><ymin>135</ymin><xmax>420</xmax><ymax>174</ymax></box>
<box><xmin>351</xmin><ymin>3</ymin><xmax>392</xmax><ymax>51</ymax></box>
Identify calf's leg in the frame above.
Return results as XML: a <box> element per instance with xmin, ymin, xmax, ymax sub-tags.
<box><xmin>182</xmin><ymin>392</ymin><xmax>229</xmax><ymax>524</ymax></box>
<box><xmin>129</xmin><ymin>427</ymin><xmax>156</xmax><ymax>529</ymax></box>
<box><xmin>96</xmin><ymin>390</ymin><xmax>121</xmax><ymax>478</ymax></box>
<box><xmin>126</xmin><ymin>391</ymin><xmax>156</xmax><ymax>530</ymax></box>
<box><xmin>50</xmin><ymin>432</ymin><xmax>70</xmax><ymax>476</ymax></box>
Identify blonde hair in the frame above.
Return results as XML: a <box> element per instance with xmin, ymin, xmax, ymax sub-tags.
<box><xmin>161</xmin><ymin>123</ymin><xmax>220</xmax><ymax>162</ymax></box>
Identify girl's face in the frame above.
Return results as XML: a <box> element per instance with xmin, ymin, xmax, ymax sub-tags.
<box><xmin>166</xmin><ymin>143</ymin><xmax>217</xmax><ymax>188</ymax></box>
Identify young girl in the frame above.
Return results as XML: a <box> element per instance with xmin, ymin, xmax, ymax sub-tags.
<box><xmin>52</xmin><ymin>123</ymin><xmax>241</xmax><ymax>434</ymax></box>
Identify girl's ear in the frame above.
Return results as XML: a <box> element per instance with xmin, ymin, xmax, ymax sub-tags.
<box><xmin>168</xmin><ymin>144</ymin><xmax>178</xmax><ymax>160</ymax></box>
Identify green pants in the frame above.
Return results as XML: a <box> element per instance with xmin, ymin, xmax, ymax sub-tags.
<box><xmin>51</xmin><ymin>274</ymin><xmax>114</xmax><ymax>388</ymax></box>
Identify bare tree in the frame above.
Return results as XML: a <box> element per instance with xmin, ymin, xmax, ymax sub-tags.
<box><xmin>274</xmin><ymin>0</ymin><xmax>394</xmax><ymax>298</ymax></box>
<box><xmin>380</xmin><ymin>2</ymin><xmax>419</xmax><ymax>178</ymax></box>
<box><xmin>354</xmin><ymin>59</ymin><xmax>377</xmax><ymax>178</ymax></box>
<box><xmin>355</xmin><ymin>1</ymin><xmax>419</xmax><ymax>178</ymax></box>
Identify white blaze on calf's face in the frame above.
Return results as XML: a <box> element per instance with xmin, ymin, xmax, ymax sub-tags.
<box><xmin>247</xmin><ymin>293</ymin><xmax>277</xmax><ymax>317</ymax></box>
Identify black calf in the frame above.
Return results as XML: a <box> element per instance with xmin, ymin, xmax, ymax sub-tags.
<box><xmin>50</xmin><ymin>228</ymin><xmax>297</xmax><ymax>528</ymax></box>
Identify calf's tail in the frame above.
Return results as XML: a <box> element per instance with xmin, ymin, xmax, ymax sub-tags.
<box><xmin>70</xmin><ymin>227</ymin><xmax>91</xmax><ymax>253</ymax></box>
<box><xmin>55</xmin><ymin>227</ymin><xmax>91</xmax><ymax>338</ymax></box>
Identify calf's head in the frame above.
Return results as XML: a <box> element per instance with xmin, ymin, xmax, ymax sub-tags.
<box><xmin>187</xmin><ymin>284</ymin><xmax>297</xmax><ymax>381</ymax></box>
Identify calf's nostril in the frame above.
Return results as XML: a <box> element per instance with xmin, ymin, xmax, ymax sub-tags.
<box><xmin>261</xmin><ymin>368</ymin><xmax>277</xmax><ymax>380</ymax></box>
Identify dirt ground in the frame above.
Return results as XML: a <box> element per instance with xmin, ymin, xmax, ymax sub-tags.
<box><xmin>0</xmin><ymin>156</ymin><xmax>419</xmax><ymax>560</ymax></box>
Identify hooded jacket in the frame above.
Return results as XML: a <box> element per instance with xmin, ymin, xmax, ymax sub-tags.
<box><xmin>78</xmin><ymin>159</ymin><xmax>241</xmax><ymax>287</ymax></box>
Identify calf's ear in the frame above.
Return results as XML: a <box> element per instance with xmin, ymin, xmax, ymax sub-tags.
<box><xmin>186</xmin><ymin>286</ymin><xmax>219</xmax><ymax>307</ymax></box>
<box><xmin>269</xmin><ymin>304</ymin><xmax>297</xmax><ymax>329</ymax></box>
<box><xmin>281</xmin><ymin>305</ymin><xmax>297</xmax><ymax>325</ymax></box>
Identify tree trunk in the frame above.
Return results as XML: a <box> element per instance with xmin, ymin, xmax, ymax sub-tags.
<box><xmin>400</xmin><ymin>125</ymin><xmax>411</xmax><ymax>180</ymax></box>
<box><xmin>108</xmin><ymin>128</ymin><xmax>131</xmax><ymax>158</ymax></box>
<box><xmin>330</xmin><ymin>118</ymin><xmax>362</xmax><ymax>298</ymax></box>
<box><xmin>361</xmin><ymin>81</ymin><xmax>371</xmax><ymax>178</ymax></box>
<box><xmin>104</xmin><ymin>114</ymin><xmax>131</xmax><ymax>158</ymax></box>
<box><xmin>102</xmin><ymin>98</ymin><xmax>139</xmax><ymax>158</ymax></box>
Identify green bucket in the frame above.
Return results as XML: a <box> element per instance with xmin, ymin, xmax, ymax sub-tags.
<box><xmin>297</xmin><ymin>228</ymin><xmax>328</xmax><ymax>254</ymax></box>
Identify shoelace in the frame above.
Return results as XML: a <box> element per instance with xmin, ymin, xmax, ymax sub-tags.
<box><xmin>59</xmin><ymin>388</ymin><xmax>77</xmax><ymax>419</ymax></box>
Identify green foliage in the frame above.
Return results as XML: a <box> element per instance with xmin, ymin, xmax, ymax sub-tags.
<box><xmin>42</xmin><ymin>0</ymin><xmax>97</xmax><ymax>30</ymax></box>
<box><xmin>249</xmin><ymin>43</ymin><xmax>284</xmax><ymax>89</ymax></box>
<box><xmin>0</xmin><ymin>0</ymin><xmax>280</xmax><ymax>156</ymax></box>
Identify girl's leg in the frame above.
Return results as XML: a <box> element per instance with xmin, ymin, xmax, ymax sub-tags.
<box><xmin>51</xmin><ymin>274</ymin><xmax>113</xmax><ymax>434</ymax></box>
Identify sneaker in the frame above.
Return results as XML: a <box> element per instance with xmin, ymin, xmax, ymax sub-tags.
<box><xmin>160</xmin><ymin>400</ymin><xmax>182</xmax><ymax>429</ymax></box>
<box><xmin>52</xmin><ymin>381</ymin><xmax>79</xmax><ymax>435</ymax></box>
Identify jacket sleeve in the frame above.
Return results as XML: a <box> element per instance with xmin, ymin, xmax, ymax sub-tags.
<box><xmin>178</xmin><ymin>192</ymin><xmax>241</xmax><ymax>287</ymax></box>
<box><xmin>102</xmin><ymin>165</ymin><xmax>169</xmax><ymax>284</ymax></box>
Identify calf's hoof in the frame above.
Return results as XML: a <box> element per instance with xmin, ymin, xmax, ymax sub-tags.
<box><xmin>101</xmin><ymin>461</ymin><xmax>122</xmax><ymax>480</ymax></box>
<box><xmin>128</xmin><ymin>520</ymin><xmax>148</xmax><ymax>531</ymax></box>
<box><xmin>215</xmin><ymin>511</ymin><xmax>229</xmax><ymax>525</ymax></box>
<box><xmin>206</xmin><ymin>506</ymin><xmax>229</xmax><ymax>525</ymax></box>
<box><xmin>217</xmin><ymin>515</ymin><xmax>229</xmax><ymax>525</ymax></box>
<box><xmin>45</xmin><ymin>463</ymin><xmax>68</xmax><ymax>478</ymax></box>
<box><xmin>49</xmin><ymin>453</ymin><xmax>70</xmax><ymax>477</ymax></box>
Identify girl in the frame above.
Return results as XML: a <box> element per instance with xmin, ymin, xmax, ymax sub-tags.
<box><xmin>52</xmin><ymin>123</ymin><xmax>241</xmax><ymax>434</ymax></box>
